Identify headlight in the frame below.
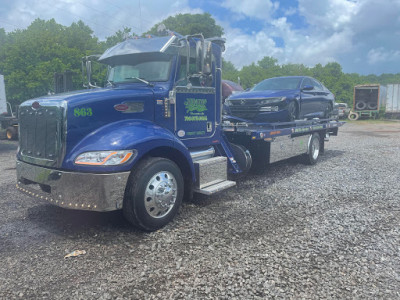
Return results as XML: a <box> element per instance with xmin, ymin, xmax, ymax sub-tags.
<box><xmin>259</xmin><ymin>97</ymin><xmax>286</xmax><ymax>105</ymax></box>
<box><xmin>226</xmin><ymin>100</ymin><xmax>233</xmax><ymax>106</ymax></box>
<box><xmin>75</xmin><ymin>150</ymin><xmax>136</xmax><ymax>166</ymax></box>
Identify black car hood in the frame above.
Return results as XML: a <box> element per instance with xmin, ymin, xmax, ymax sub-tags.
<box><xmin>228</xmin><ymin>89</ymin><xmax>298</xmax><ymax>100</ymax></box>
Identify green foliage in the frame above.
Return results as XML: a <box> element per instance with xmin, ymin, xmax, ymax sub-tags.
<box><xmin>0</xmin><ymin>19</ymin><xmax>100</xmax><ymax>106</ymax></box>
<box><xmin>145</xmin><ymin>13</ymin><xmax>224</xmax><ymax>38</ymax></box>
<box><xmin>222</xmin><ymin>56</ymin><xmax>400</xmax><ymax>106</ymax></box>
<box><xmin>222</xmin><ymin>58</ymin><xmax>239</xmax><ymax>82</ymax></box>
<box><xmin>99</xmin><ymin>27</ymin><xmax>135</xmax><ymax>51</ymax></box>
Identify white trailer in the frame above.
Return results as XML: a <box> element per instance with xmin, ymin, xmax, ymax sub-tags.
<box><xmin>386</xmin><ymin>84</ymin><xmax>400</xmax><ymax>115</ymax></box>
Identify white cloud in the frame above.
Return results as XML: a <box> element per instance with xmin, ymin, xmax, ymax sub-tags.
<box><xmin>222</xmin><ymin>0</ymin><xmax>400</xmax><ymax>74</ymax></box>
<box><xmin>0</xmin><ymin>0</ymin><xmax>202</xmax><ymax>38</ymax></box>
<box><xmin>283</xmin><ymin>7</ymin><xmax>297</xmax><ymax>16</ymax></box>
<box><xmin>298</xmin><ymin>0</ymin><xmax>357</xmax><ymax>32</ymax></box>
<box><xmin>223</xmin><ymin>27</ymin><xmax>283</xmax><ymax>68</ymax></box>
<box><xmin>221</xmin><ymin>0</ymin><xmax>279</xmax><ymax>20</ymax></box>
<box><xmin>367</xmin><ymin>48</ymin><xmax>400</xmax><ymax>64</ymax></box>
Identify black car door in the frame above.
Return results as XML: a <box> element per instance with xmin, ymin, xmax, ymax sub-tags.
<box><xmin>300</xmin><ymin>77</ymin><xmax>319</xmax><ymax>118</ymax></box>
<box><xmin>311</xmin><ymin>79</ymin><xmax>331</xmax><ymax>116</ymax></box>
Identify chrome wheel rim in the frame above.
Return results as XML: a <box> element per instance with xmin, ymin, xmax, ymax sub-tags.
<box><xmin>144</xmin><ymin>171</ymin><xmax>177</xmax><ymax>218</ymax></box>
<box><xmin>311</xmin><ymin>137</ymin><xmax>320</xmax><ymax>160</ymax></box>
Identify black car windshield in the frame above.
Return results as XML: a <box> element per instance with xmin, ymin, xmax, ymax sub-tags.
<box><xmin>252</xmin><ymin>77</ymin><xmax>301</xmax><ymax>91</ymax></box>
<box><xmin>107</xmin><ymin>58</ymin><xmax>172</xmax><ymax>83</ymax></box>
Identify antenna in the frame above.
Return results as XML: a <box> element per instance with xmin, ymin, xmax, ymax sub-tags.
<box><xmin>139</xmin><ymin>0</ymin><xmax>143</xmax><ymax>33</ymax></box>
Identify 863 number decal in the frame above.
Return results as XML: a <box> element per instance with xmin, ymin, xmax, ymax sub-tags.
<box><xmin>74</xmin><ymin>108</ymin><xmax>93</xmax><ymax>117</ymax></box>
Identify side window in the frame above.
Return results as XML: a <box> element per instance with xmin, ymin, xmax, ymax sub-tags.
<box><xmin>177</xmin><ymin>57</ymin><xmax>202</xmax><ymax>87</ymax></box>
<box><xmin>177</xmin><ymin>56</ymin><xmax>214</xmax><ymax>87</ymax></box>
<box><xmin>311</xmin><ymin>79</ymin><xmax>323</xmax><ymax>90</ymax></box>
<box><xmin>301</xmin><ymin>78</ymin><xmax>313</xmax><ymax>88</ymax></box>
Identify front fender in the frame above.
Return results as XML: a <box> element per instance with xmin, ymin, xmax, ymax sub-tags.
<box><xmin>63</xmin><ymin>119</ymin><xmax>194</xmax><ymax>176</ymax></box>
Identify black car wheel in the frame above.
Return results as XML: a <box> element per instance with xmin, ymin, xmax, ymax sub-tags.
<box><xmin>123</xmin><ymin>157</ymin><xmax>184</xmax><ymax>231</ymax></box>
<box><xmin>287</xmin><ymin>102</ymin><xmax>298</xmax><ymax>121</ymax></box>
<box><xmin>324</xmin><ymin>102</ymin><xmax>333</xmax><ymax>119</ymax></box>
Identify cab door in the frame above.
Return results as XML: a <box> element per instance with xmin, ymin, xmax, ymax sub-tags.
<box><xmin>174</xmin><ymin>85</ymin><xmax>216</xmax><ymax>141</ymax></box>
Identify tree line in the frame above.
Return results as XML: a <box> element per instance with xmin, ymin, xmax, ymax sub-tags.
<box><xmin>1</xmin><ymin>14</ymin><xmax>399</xmax><ymax>108</ymax></box>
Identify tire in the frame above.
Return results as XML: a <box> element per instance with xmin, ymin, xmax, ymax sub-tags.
<box><xmin>348</xmin><ymin>112</ymin><xmax>359</xmax><ymax>120</ymax></box>
<box><xmin>287</xmin><ymin>101</ymin><xmax>298</xmax><ymax>121</ymax></box>
<box><xmin>324</xmin><ymin>102</ymin><xmax>333</xmax><ymax>119</ymax></box>
<box><xmin>368</xmin><ymin>102</ymin><xmax>377</xmax><ymax>110</ymax></box>
<box><xmin>304</xmin><ymin>133</ymin><xmax>320</xmax><ymax>165</ymax></box>
<box><xmin>6</xmin><ymin>126</ymin><xmax>17</xmax><ymax>140</ymax></box>
<box><xmin>355</xmin><ymin>101</ymin><xmax>366</xmax><ymax>110</ymax></box>
<box><xmin>229</xmin><ymin>143</ymin><xmax>252</xmax><ymax>173</ymax></box>
<box><xmin>123</xmin><ymin>157</ymin><xmax>184</xmax><ymax>231</ymax></box>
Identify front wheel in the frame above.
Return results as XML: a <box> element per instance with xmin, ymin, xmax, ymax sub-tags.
<box><xmin>123</xmin><ymin>157</ymin><xmax>184</xmax><ymax>231</ymax></box>
<box><xmin>287</xmin><ymin>101</ymin><xmax>298</xmax><ymax>121</ymax></box>
<box><xmin>304</xmin><ymin>133</ymin><xmax>320</xmax><ymax>165</ymax></box>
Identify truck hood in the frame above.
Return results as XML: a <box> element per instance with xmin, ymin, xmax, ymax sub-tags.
<box><xmin>21</xmin><ymin>85</ymin><xmax>165</xmax><ymax>106</ymax></box>
<box><xmin>228</xmin><ymin>89</ymin><xmax>298</xmax><ymax>100</ymax></box>
<box><xmin>19</xmin><ymin>84</ymin><xmax>169</xmax><ymax>162</ymax></box>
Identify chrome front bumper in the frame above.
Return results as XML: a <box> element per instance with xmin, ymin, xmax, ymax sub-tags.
<box><xmin>16</xmin><ymin>160</ymin><xmax>130</xmax><ymax>211</ymax></box>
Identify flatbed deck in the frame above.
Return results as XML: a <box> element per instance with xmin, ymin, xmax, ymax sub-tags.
<box><xmin>222</xmin><ymin>118</ymin><xmax>345</xmax><ymax>140</ymax></box>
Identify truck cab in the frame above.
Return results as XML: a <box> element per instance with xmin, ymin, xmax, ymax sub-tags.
<box><xmin>16</xmin><ymin>33</ymin><xmax>236</xmax><ymax>231</ymax></box>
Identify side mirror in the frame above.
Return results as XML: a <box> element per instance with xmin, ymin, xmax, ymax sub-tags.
<box><xmin>195</xmin><ymin>40</ymin><xmax>204</xmax><ymax>74</ymax></box>
<box><xmin>302</xmin><ymin>85</ymin><xmax>314</xmax><ymax>91</ymax></box>
<box><xmin>203</xmin><ymin>41</ymin><xmax>212</xmax><ymax>74</ymax></box>
<box><xmin>195</xmin><ymin>40</ymin><xmax>213</xmax><ymax>75</ymax></box>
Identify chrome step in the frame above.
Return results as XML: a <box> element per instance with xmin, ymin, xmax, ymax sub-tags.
<box><xmin>194</xmin><ymin>180</ymin><xmax>236</xmax><ymax>195</ymax></box>
<box><xmin>194</xmin><ymin>156</ymin><xmax>228</xmax><ymax>189</ymax></box>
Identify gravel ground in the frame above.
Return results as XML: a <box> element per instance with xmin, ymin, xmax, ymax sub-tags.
<box><xmin>1</xmin><ymin>121</ymin><xmax>400</xmax><ymax>299</ymax></box>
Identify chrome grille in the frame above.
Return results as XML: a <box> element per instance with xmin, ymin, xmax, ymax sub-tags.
<box><xmin>228</xmin><ymin>100</ymin><xmax>260</xmax><ymax>119</ymax></box>
<box><xmin>19</xmin><ymin>103</ymin><xmax>65</xmax><ymax>167</ymax></box>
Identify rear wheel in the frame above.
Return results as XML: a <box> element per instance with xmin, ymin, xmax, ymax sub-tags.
<box><xmin>6</xmin><ymin>126</ymin><xmax>17</xmax><ymax>140</ymax></box>
<box><xmin>123</xmin><ymin>157</ymin><xmax>184</xmax><ymax>231</ymax></box>
<box><xmin>304</xmin><ymin>133</ymin><xmax>320</xmax><ymax>165</ymax></box>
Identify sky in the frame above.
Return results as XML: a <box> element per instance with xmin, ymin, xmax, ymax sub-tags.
<box><xmin>0</xmin><ymin>0</ymin><xmax>399</xmax><ymax>75</ymax></box>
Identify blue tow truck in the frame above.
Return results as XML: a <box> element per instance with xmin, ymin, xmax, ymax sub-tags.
<box><xmin>16</xmin><ymin>33</ymin><xmax>343</xmax><ymax>231</ymax></box>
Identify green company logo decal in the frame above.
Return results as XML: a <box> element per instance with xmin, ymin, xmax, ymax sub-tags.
<box><xmin>184</xmin><ymin>98</ymin><xmax>207</xmax><ymax>122</ymax></box>
<box><xmin>74</xmin><ymin>107</ymin><xmax>93</xmax><ymax>117</ymax></box>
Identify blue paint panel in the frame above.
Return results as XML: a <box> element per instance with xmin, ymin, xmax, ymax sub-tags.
<box><xmin>63</xmin><ymin>119</ymin><xmax>195</xmax><ymax>179</ymax></box>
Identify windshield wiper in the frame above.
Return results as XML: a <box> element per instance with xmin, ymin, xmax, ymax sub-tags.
<box><xmin>125</xmin><ymin>77</ymin><xmax>154</xmax><ymax>87</ymax></box>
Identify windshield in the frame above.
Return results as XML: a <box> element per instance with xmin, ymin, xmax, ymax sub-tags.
<box><xmin>252</xmin><ymin>77</ymin><xmax>301</xmax><ymax>91</ymax></box>
<box><xmin>107</xmin><ymin>59</ymin><xmax>172</xmax><ymax>83</ymax></box>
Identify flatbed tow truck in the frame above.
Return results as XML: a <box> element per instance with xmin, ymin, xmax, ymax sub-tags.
<box><xmin>16</xmin><ymin>32</ymin><xmax>344</xmax><ymax>231</ymax></box>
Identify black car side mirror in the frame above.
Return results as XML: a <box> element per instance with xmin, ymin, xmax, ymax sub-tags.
<box><xmin>302</xmin><ymin>85</ymin><xmax>314</xmax><ymax>91</ymax></box>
